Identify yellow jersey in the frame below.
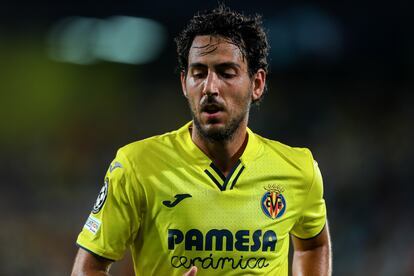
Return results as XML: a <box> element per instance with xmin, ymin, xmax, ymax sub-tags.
<box><xmin>76</xmin><ymin>122</ymin><xmax>327</xmax><ymax>275</ymax></box>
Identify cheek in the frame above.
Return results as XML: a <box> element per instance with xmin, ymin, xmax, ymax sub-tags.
<box><xmin>186</xmin><ymin>78</ymin><xmax>203</xmax><ymax>92</ymax></box>
<box><xmin>186</xmin><ymin>80</ymin><xmax>201</xmax><ymax>97</ymax></box>
<box><xmin>229</xmin><ymin>88</ymin><xmax>252</xmax><ymax>109</ymax></box>
<box><xmin>186</xmin><ymin>91</ymin><xmax>200</xmax><ymax>112</ymax></box>
<box><xmin>189</xmin><ymin>80</ymin><xmax>205</xmax><ymax>95</ymax></box>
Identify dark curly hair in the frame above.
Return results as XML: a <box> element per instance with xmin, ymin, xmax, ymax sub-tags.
<box><xmin>175</xmin><ymin>5</ymin><xmax>269</xmax><ymax>79</ymax></box>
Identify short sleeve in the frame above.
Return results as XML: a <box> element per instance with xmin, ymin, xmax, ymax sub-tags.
<box><xmin>76</xmin><ymin>150</ymin><xmax>142</xmax><ymax>261</ymax></box>
<box><xmin>291</xmin><ymin>159</ymin><xmax>327</xmax><ymax>239</ymax></box>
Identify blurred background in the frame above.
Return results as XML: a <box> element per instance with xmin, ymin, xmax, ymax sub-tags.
<box><xmin>1</xmin><ymin>1</ymin><xmax>413</xmax><ymax>275</ymax></box>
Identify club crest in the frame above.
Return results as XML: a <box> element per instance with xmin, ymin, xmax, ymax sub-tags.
<box><xmin>261</xmin><ymin>184</ymin><xmax>286</xmax><ymax>219</ymax></box>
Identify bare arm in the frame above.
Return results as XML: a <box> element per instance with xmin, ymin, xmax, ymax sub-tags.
<box><xmin>292</xmin><ymin>223</ymin><xmax>332</xmax><ymax>276</ymax></box>
<box><xmin>71</xmin><ymin>248</ymin><xmax>113</xmax><ymax>276</ymax></box>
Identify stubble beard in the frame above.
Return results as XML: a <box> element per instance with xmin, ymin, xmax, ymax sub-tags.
<box><xmin>190</xmin><ymin>97</ymin><xmax>251</xmax><ymax>143</ymax></box>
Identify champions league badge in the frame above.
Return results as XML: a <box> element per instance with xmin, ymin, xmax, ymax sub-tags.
<box><xmin>261</xmin><ymin>184</ymin><xmax>286</xmax><ymax>219</ymax></box>
<box><xmin>92</xmin><ymin>177</ymin><xmax>109</xmax><ymax>214</ymax></box>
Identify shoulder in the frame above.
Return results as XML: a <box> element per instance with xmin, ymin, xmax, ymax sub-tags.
<box><xmin>252</xmin><ymin>132</ymin><xmax>315</xmax><ymax>179</ymax></box>
<box><xmin>115</xmin><ymin>126</ymin><xmax>186</xmax><ymax>170</ymax></box>
<box><xmin>255</xmin><ymin>133</ymin><xmax>313</xmax><ymax>162</ymax></box>
<box><xmin>121</xmin><ymin>129</ymin><xmax>179</xmax><ymax>154</ymax></box>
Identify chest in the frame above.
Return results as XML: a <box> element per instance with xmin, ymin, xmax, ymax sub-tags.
<box><xmin>140</xmin><ymin>162</ymin><xmax>307</xmax><ymax>239</ymax></box>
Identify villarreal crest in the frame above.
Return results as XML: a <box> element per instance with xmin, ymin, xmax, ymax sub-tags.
<box><xmin>261</xmin><ymin>184</ymin><xmax>286</xmax><ymax>219</ymax></box>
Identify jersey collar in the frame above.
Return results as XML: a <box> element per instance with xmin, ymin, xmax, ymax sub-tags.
<box><xmin>241</xmin><ymin>126</ymin><xmax>262</xmax><ymax>167</ymax></box>
<box><xmin>177</xmin><ymin>121</ymin><xmax>262</xmax><ymax>168</ymax></box>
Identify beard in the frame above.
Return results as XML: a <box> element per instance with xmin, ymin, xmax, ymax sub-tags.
<box><xmin>189</xmin><ymin>94</ymin><xmax>252</xmax><ymax>143</ymax></box>
<box><xmin>192</xmin><ymin>110</ymin><xmax>246</xmax><ymax>142</ymax></box>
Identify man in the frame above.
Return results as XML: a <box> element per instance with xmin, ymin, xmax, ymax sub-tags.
<box><xmin>72</xmin><ymin>5</ymin><xmax>331</xmax><ymax>276</ymax></box>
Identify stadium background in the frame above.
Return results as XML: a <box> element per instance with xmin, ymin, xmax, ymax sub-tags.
<box><xmin>1</xmin><ymin>1</ymin><xmax>413</xmax><ymax>275</ymax></box>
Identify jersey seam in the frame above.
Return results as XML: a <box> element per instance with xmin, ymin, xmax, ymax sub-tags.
<box><xmin>118</xmin><ymin>149</ymin><xmax>145</xmax><ymax>244</ymax></box>
<box><xmin>305</xmin><ymin>148</ymin><xmax>317</xmax><ymax>207</ymax></box>
<box><xmin>294</xmin><ymin>148</ymin><xmax>316</xmax><ymax>231</ymax></box>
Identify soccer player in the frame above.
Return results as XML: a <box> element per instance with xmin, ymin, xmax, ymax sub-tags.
<box><xmin>71</xmin><ymin>5</ymin><xmax>332</xmax><ymax>276</ymax></box>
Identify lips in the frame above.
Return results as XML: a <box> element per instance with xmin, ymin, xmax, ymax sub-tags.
<box><xmin>202</xmin><ymin>104</ymin><xmax>223</xmax><ymax>114</ymax></box>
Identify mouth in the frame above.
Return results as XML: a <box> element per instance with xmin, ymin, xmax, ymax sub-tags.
<box><xmin>201</xmin><ymin>104</ymin><xmax>224</xmax><ymax>115</ymax></box>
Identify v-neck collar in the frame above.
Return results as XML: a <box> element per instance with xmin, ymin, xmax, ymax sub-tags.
<box><xmin>176</xmin><ymin>121</ymin><xmax>262</xmax><ymax>191</ymax></box>
<box><xmin>204</xmin><ymin>160</ymin><xmax>245</xmax><ymax>191</ymax></box>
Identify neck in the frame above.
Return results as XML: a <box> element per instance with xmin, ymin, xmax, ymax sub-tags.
<box><xmin>191</xmin><ymin>122</ymin><xmax>248</xmax><ymax>176</ymax></box>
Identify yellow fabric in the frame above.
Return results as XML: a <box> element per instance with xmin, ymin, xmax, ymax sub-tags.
<box><xmin>77</xmin><ymin>122</ymin><xmax>326</xmax><ymax>275</ymax></box>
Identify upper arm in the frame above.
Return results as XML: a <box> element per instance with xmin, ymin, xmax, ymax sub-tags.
<box><xmin>71</xmin><ymin>247</ymin><xmax>113</xmax><ymax>276</ymax></box>
<box><xmin>292</xmin><ymin>223</ymin><xmax>331</xmax><ymax>252</ymax></box>
<box><xmin>290</xmin><ymin>153</ymin><xmax>332</xmax><ymax>275</ymax></box>
<box><xmin>291</xmin><ymin>223</ymin><xmax>332</xmax><ymax>276</ymax></box>
<box><xmin>291</xmin><ymin>157</ymin><xmax>327</xmax><ymax>239</ymax></box>
<box><xmin>76</xmin><ymin>150</ymin><xmax>143</xmax><ymax>261</ymax></box>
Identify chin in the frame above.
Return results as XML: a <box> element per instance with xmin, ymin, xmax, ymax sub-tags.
<box><xmin>204</xmin><ymin>118</ymin><xmax>229</xmax><ymax>131</ymax></box>
<box><xmin>204</xmin><ymin>124</ymin><xmax>225</xmax><ymax>133</ymax></box>
<box><xmin>193</xmin><ymin>112</ymin><xmax>244</xmax><ymax>142</ymax></box>
<box><xmin>198</xmin><ymin>121</ymin><xmax>236</xmax><ymax>142</ymax></box>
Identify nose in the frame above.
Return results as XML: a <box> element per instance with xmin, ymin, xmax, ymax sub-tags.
<box><xmin>202</xmin><ymin>71</ymin><xmax>219</xmax><ymax>96</ymax></box>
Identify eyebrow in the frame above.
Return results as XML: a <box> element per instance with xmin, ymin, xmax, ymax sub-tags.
<box><xmin>188</xmin><ymin>62</ymin><xmax>241</xmax><ymax>70</ymax></box>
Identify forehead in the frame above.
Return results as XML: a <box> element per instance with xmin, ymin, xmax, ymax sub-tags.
<box><xmin>188</xmin><ymin>35</ymin><xmax>245</xmax><ymax>66</ymax></box>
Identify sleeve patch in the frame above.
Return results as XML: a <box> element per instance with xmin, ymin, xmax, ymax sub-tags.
<box><xmin>84</xmin><ymin>215</ymin><xmax>101</xmax><ymax>235</ymax></box>
<box><xmin>92</xmin><ymin>178</ymin><xmax>109</xmax><ymax>214</ymax></box>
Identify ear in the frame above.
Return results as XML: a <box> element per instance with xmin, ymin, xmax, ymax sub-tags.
<box><xmin>180</xmin><ymin>71</ymin><xmax>188</xmax><ymax>98</ymax></box>
<box><xmin>251</xmin><ymin>69</ymin><xmax>266</xmax><ymax>101</ymax></box>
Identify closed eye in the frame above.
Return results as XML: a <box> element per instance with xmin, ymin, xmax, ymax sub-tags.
<box><xmin>220</xmin><ymin>72</ymin><xmax>236</xmax><ymax>79</ymax></box>
<box><xmin>216</xmin><ymin>64</ymin><xmax>239</xmax><ymax>79</ymax></box>
<box><xmin>193</xmin><ymin>72</ymin><xmax>206</xmax><ymax>79</ymax></box>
